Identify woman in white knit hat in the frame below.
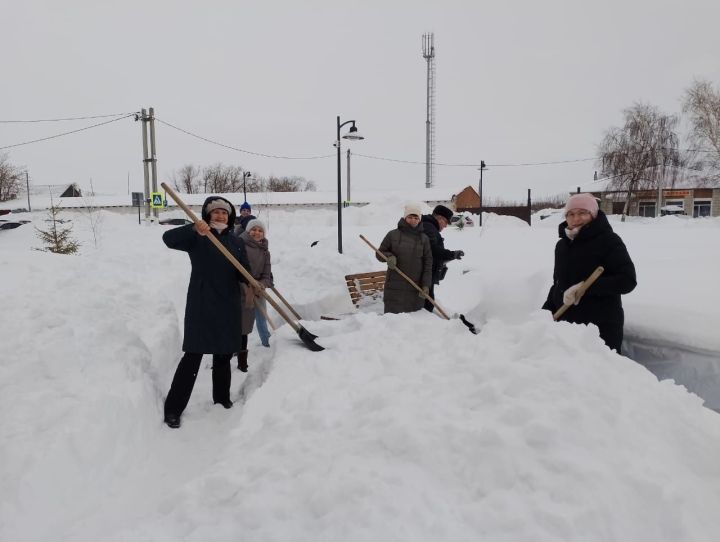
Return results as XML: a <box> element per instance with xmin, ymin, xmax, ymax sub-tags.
<box><xmin>376</xmin><ymin>203</ymin><xmax>432</xmax><ymax>314</ymax></box>
<box><xmin>542</xmin><ymin>193</ymin><xmax>637</xmax><ymax>353</ymax></box>
<box><xmin>235</xmin><ymin>218</ymin><xmax>273</xmax><ymax>371</ymax></box>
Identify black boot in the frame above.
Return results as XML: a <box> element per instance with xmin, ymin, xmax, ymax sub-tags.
<box><xmin>164</xmin><ymin>413</ymin><xmax>181</xmax><ymax>428</ymax></box>
<box><xmin>214</xmin><ymin>399</ymin><xmax>233</xmax><ymax>409</ymax></box>
<box><xmin>237</xmin><ymin>350</ymin><xmax>249</xmax><ymax>372</ymax></box>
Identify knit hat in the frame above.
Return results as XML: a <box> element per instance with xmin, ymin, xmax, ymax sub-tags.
<box><xmin>564</xmin><ymin>193</ymin><xmax>599</xmax><ymax>218</ymax></box>
<box><xmin>240</xmin><ymin>201</ymin><xmax>252</xmax><ymax>211</ymax></box>
<box><xmin>403</xmin><ymin>202</ymin><xmax>422</xmax><ymax>218</ymax></box>
<box><xmin>432</xmin><ymin>204</ymin><xmax>453</xmax><ymax>222</ymax></box>
<box><xmin>205</xmin><ymin>199</ymin><xmax>232</xmax><ymax>215</ymax></box>
<box><xmin>245</xmin><ymin>218</ymin><xmax>266</xmax><ymax>232</ymax></box>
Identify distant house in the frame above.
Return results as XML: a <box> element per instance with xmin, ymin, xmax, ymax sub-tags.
<box><xmin>573</xmin><ymin>178</ymin><xmax>720</xmax><ymax>218</ymax></box>
<box><xmin>451</xmin><ymin>185</ymin><xmax>533</xmax><ymax>225</ymax></box>
<box><xmin>60</xmin><ymin>183</ymin><xmax>82</xmax><ymax>198</ymax></box>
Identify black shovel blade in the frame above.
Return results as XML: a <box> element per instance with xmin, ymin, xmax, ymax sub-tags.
<box><xmin>297</xmin><ymin>325</ymin><xmax>325</xmax><ymax>351</ymax></box>
<box><xmin>459</xmin><ymin>314</ymin><xmax>479</xmax><ymax>335</ymax></box>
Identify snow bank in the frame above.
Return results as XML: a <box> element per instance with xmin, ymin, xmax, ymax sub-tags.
<box><xmin>2</xmin><ymin>206</ymin><xmax>720</xmax><ymax>541</ymax></box>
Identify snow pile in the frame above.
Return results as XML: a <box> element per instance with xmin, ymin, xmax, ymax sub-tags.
<box><xmin>1</xmin><ymin>206</ymin><xmax>720</xmax><ymax>541</ymax></box>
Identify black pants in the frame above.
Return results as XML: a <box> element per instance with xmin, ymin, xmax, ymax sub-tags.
<box><xmin>598</xmin><ymin>322</ymin><xmax>624</xmax><ymax>355</ymax></box>
<box><xmin>423</xmin><ymin>284</ymin><xmax>436</xmax><ymax>312</ymax></box>
<box><xmin>164</xmin><ymin>352</ymin><xmax>232</xmax><ymax>416</ymax></box>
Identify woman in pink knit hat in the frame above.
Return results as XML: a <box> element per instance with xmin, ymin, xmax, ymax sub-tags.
<box><xmin>542</xmin><ymin>193</ymin><xmax>636</xmax><ymax>353</ymax></box>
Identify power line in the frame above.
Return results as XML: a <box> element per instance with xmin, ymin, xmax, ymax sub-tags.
<box><xmin>0</xmin><ymin>112</ymin><xmax>138</xmax><ymax>123</ymax></box>
<box><xmin>0</xmin><ymin>114</ymin><xmax>136</xmax><ymax>151</ymax></box>
<box><xmin>353</xmin><ymin>152</ymin><xmax>598</xmax><ymax>168</ymax></box>
<box><xmin>156</xmin><ymin>118</ymin><xmax>335</xmax><ymax>160</ymax></box>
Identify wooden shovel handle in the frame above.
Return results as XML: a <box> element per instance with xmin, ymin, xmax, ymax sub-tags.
<box><xmin>269</xmin><ymin>286</ymin><xmax>302</xmax><ymax>321</ymax></box>
<box><xmin>161</xmin><ymin>182</ymin><xmax>301</xmax><ymax>332</ymax></box>
<box><xmin>552</xmin><ymin>266</ymin><xmax>604</xmax><ymax>321</ymax></box>
<box><xmin>359</xmin><ymin>234</ymin><xmax>451</xmax><ymax>320</ymax></box>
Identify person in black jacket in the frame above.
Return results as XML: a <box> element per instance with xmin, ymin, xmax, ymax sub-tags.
<box><xmin>420</xmin><ymin>204</ymin><xmax>464</xmax><ymax>312</ymax></box>
<box><xmin>162</xmin><ymin>196</ymin><xmax>251</xmax><ymax>428</ymax></box>
<box><xmin>542</xmin><ymin>193</ymin><xmax>636</xmax><ymax>354</ymax></box>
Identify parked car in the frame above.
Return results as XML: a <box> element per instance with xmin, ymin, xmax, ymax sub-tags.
<box><xmin>0</xmin><ymin>219</ymin><xmax>30</xmax><ymax>230</ymax></box>
<box><xmin>159</xmin><ymin>217</ymin><xmax>192</xmax><ymax>226</ymax></box>
<box><xmin>451</xmin><ymin>214</ymin><xmax>474</xmax><ymax>227</ymax></box>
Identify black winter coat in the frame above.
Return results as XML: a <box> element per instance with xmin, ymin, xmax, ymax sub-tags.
<box><xmin>421</xmin><ymin>214</ymin><xmax>457</xmax><ymax>284</ymax></box>
<box><xmin>542</xmin><ymin>211</ymin><xmax>636</xmax><ymax>350</ymax></box>
<box><xmin>163</xmin><ymin>196</ymin><xmax>250</xmax><ymax>354</ymax></box>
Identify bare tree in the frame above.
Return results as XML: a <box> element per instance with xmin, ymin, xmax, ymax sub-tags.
<box><xmin>258</xmin><ymin>175</ymin><xmax>317</xmax><ymax>192</ymax></box>
<box><xmin>82</xmin><ymin>178</ymin><xmax>103</xmax><ymax>249</ymax></box>
<box><xmin>683</xmin><ymin>79</ymin><xmax>720</xmax><ymax>182</ymax></box>
<box><xmin>172</xmin><ymin>164</ymin><xmax>201</xmax><ymax>193</ymax></box>
<box><xmin>202</xmin><ymin>163</ymin><xmax>245</xmax><ymax>193</ymax></box>
<box><xmin>0</xmin><ymin>152</ymin><xmax>23</xmax><ymax>202</ymax></box>
<box><xmin>597</xmin><ymin>103</ymin><xmax>684</xmax><ymax>221</ymax></box>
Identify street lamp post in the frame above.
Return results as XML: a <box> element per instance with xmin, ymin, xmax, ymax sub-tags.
<box><xmin>242</xmin><ymin>171</ymin><xmax>252</xmax><ymax>203</ymax></box>
<box><xmin>478</xmin><ymin>160</ymin><xmax>487</xmax><ymax>227</ymax></box>
<box><xmin>336</xmin><ymin>116</ymin><xmax>364</xmax><ymax>254</ymax></box>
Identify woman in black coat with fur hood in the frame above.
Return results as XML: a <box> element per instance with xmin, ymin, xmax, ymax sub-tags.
<box><xmin>161</xmin><ymin>196</ymin><xmax>251</xmax><ymax>428</ymax></box>
<box><xmin>542</xmin><ymin>193</ymin><xmax>636</xmax><ymax>354</ymax></box>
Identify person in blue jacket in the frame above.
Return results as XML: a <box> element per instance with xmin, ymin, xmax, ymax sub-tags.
<box><xmin>161</xmin><ymin>196</ymin><xmax>251</xmax><ymax>428</ymax></box>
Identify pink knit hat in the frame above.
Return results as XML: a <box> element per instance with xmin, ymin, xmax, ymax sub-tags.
<box><xmin>564</xmin><ymin>193</ymin><xmax>599</xmax><ymax>218</ymax></box>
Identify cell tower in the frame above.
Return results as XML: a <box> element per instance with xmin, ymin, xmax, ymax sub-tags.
<box><xmin>422</xmin><ymin>32</ymin><xmax>436</xmax><ymax>189</ymax></box>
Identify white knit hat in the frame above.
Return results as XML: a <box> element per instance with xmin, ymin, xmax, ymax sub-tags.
<box><xmin>245</xmin><ymin>218</ymin><xmax>266</xmax><ymax>232</ymax></box>
<box><xmin>403</xmin><ymin>203</ymin><xmax>422</xmax><ymax>218</ymax></box>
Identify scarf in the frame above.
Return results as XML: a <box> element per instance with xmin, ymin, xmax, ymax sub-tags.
<box><xmin>210</xmin><ymin>221</ymin><xmax>228</xmax><ymax>233</ymax></box>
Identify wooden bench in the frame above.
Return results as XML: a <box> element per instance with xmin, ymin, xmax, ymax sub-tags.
<box><xmin>345</xmin><ymin>270</ymin><xmax>386</xmax><ymax>307</ymax></box>
<box><xmin>320</xmin><ymin>270</ymin><xmax>386</xmax><ymax>320</ymax></box>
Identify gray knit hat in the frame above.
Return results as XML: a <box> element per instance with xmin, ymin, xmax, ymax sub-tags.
<box><xmin>245</xmin><ymin>218</ymin><xmax>266</xmax><ymax>232</ymax></box>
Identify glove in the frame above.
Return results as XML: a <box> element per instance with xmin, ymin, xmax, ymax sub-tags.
<box><xmin>252</xmin><ymin>283</ymin><xmax>265</xmax><ymax>296</ymax></box>
<box><xmin>453</xmin><ymin>250</ymin><xmax>465</xmax><ymax>260</ymax></box>
<box><xmin>386</xmin><ymin>255</ymin><xmax>397</xmax><ymax>270</ymax></box>
<box><xmin>563</xmin><ymin>282</ymin><xmax>584</xmax><ymax>306</ymax></box>
<box><xmin>418</xmin><ymin>286</ymin><xmax>430</xmax><ymax>299</ymax></box>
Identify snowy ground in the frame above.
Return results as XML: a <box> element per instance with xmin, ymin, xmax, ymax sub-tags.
<box><xmin>2</xmin><ymin>202</ymin><xmax>720</xmax><ymax>541</ymax></box>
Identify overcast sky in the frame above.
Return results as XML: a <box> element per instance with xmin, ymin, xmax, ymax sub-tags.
<box><xmin>2</xmin><ymin>0</ymin><xmax>719</xmax><ymax>202</ymax></box>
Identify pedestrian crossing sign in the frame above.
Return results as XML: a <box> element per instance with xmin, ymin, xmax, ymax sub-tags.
<box><xmin>150</xmin><ymin>192</ymin><xmax>164</xmax><ymax>208</ymax></box>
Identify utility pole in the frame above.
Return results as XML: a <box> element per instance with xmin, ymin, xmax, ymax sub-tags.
<box><xmin>137</xmin><ymin>107</ymin><xmax>159</xmax><ymax>220</ymax></box>
<box><xmin>148</xmin><ymin>107</ymin><xmax>159</xmax><ymax>219</ymax></box>
<box><xmin>139</xmin><ymin>108</ymin><xmax>151</xmax><ymax>219</ymax></box>
<box><xmin>25</xmin><ymin>171</ymin><xmax>31</xmax><ymax>212</ymax></box>
<box><xmin>478</xmin><ymin>160</ymin><xmax>487</xmax><ymax>227</ymax></box>
<box><xmin>346</xmin><ymin>148</ymin><xmax>351</xmax><ymax>203</ymax></box>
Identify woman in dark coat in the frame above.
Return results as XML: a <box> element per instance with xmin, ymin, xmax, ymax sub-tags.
<box><xmin>377</xmin><ymin>203</ymin><xmax>432</xmax><ymax>314</ymax></box>
<box><xmin>542</xmin><ymin>193</ymin><xmax>637</xmax><ymax>354</ymax></box>
<box><xmin>236</xmin><ymin>218</ymin><xmax>274</xmax><ymax>372</ymax></box>
<box><xmin>161</xmin><ymin>196</ymin><xmax>250</xmax><ymax>428</ymax></box>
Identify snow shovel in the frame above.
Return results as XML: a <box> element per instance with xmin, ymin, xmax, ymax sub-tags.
<box><xmin>161</xmin><ymin>183</ymin><xmax>324</xmax><ymax>351</ymax></box>
<box><xmin>359</xmin><ymin>235</ymin><xmax>479</xmax><ymax>334</ymax></box>
<box><xmin>552</xmin><ymin>266</ymin><xmax>604</xmax><ymax>321</ymax></box>
<box><xmin>269</xmin><ymin>286</ymin><xmax>303</xmax><ymax>321</ymax></box>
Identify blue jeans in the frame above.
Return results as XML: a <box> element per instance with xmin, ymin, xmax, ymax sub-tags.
<box><xmin>255</xmin><ymin>305</ymin><xmax>271</xmax><ymax>347</ymax></box>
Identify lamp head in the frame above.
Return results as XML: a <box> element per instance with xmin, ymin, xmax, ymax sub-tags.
<box><xmin>343</xmin><ymin>125</ymin><xmax>364</xmax><ymax>141</ymax></box>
